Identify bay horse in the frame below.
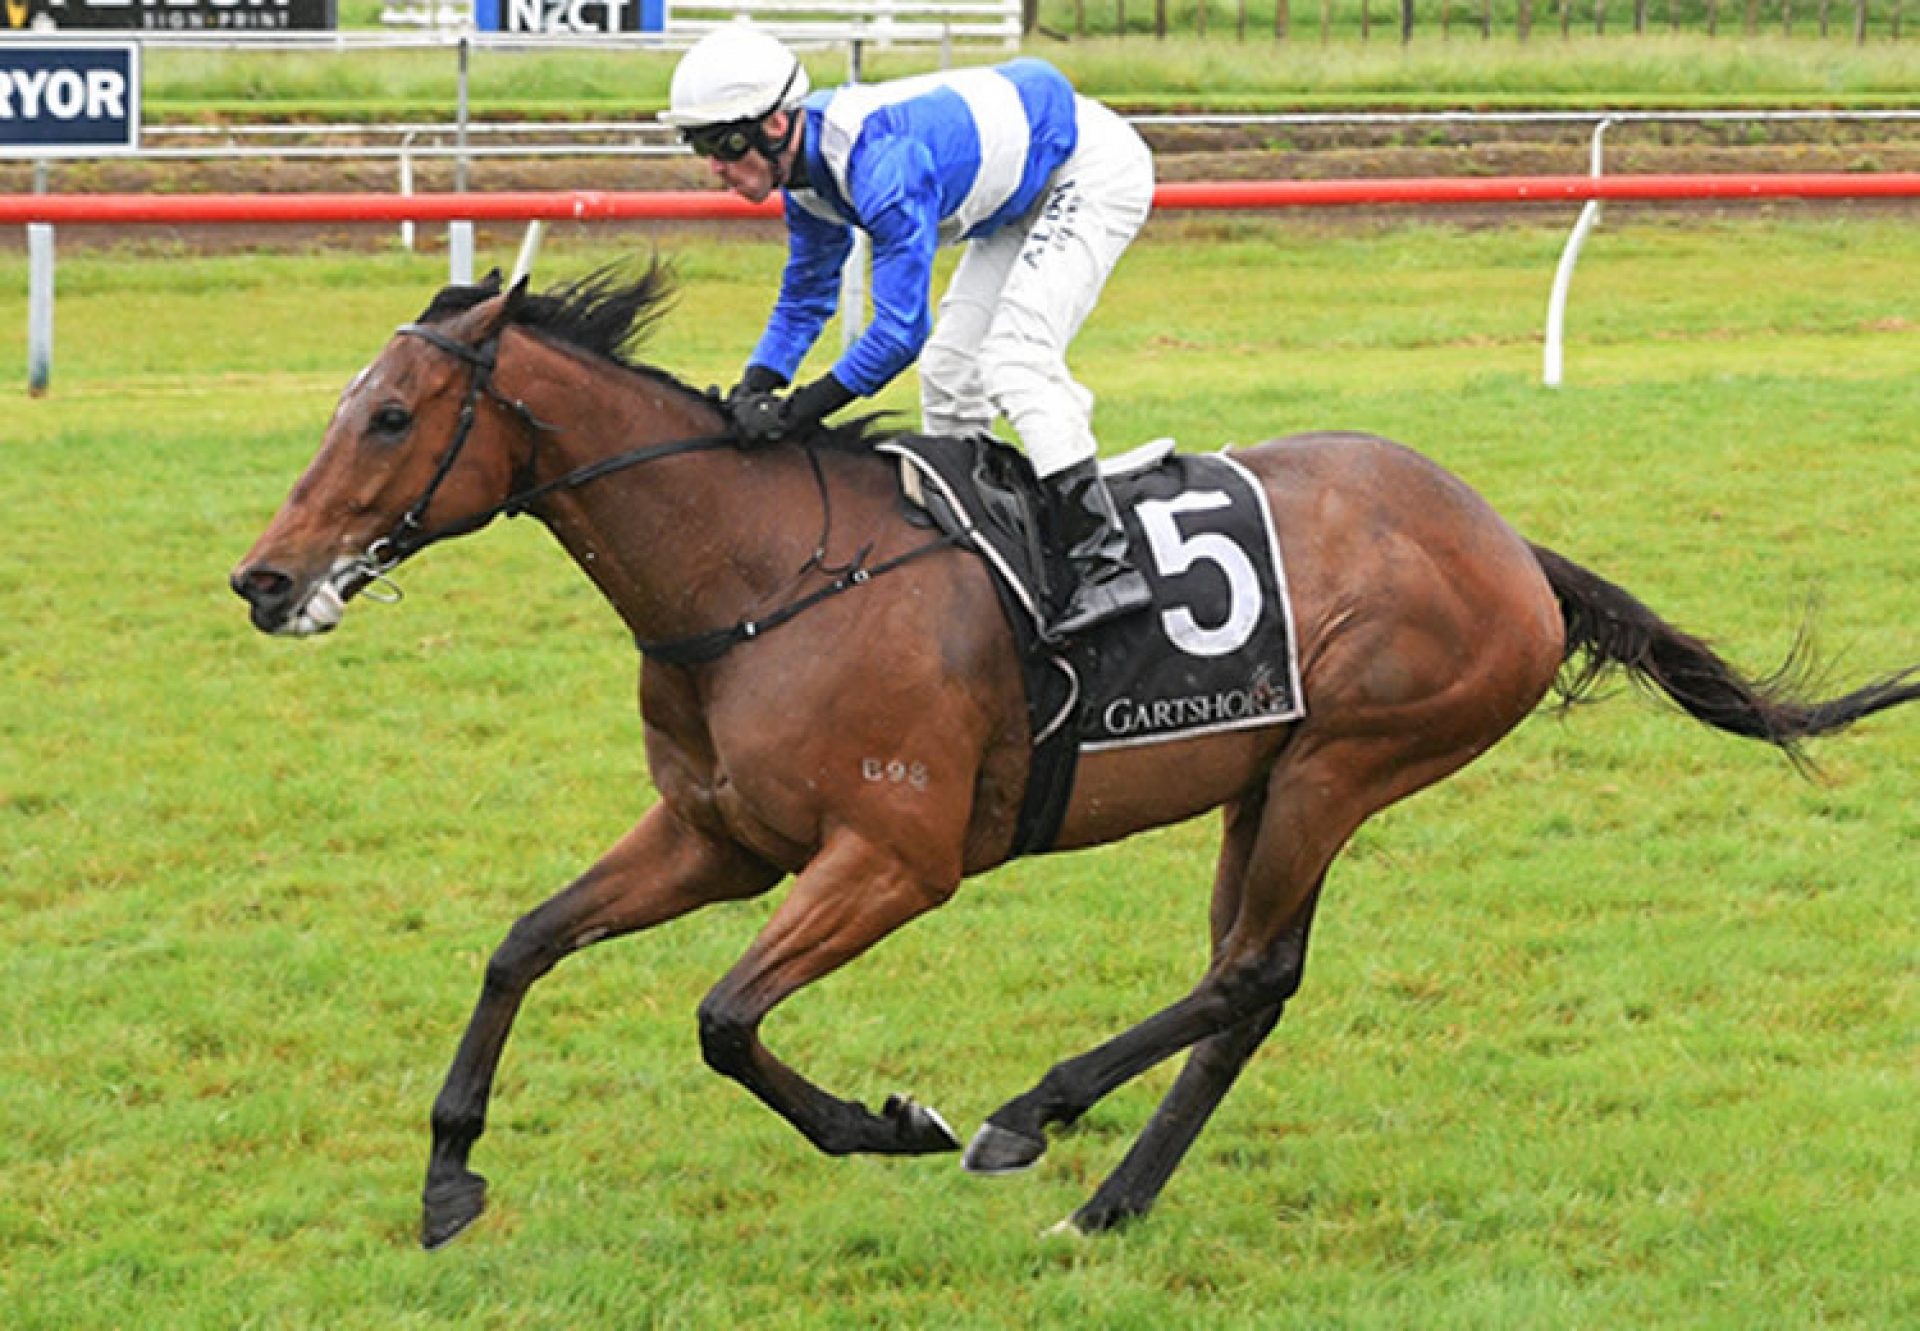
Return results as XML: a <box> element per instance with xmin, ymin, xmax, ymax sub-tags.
<box><xmin>231</xmin><ymin>267</ymin><xmax>1917</xmax><ymax>1250</ymax></box>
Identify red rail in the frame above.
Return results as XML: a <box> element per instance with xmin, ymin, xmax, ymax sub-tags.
<box><xmin>2</xmin><ymin>173</ymin><xmax>1917</xmax><ymax>225</ymax></box>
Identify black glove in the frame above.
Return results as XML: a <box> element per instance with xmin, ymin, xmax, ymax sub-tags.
<box><xmin>784</xmin><ymin>374</ymin><xmax>856</xmax><ymax>433</ymax></box>
<box><xmin>729</xmin><ymin>364</ymin><xmax>787</xmax><ymax>401</ymax></box>
<box><xmin>719</xmin><ymin>365</ymin><xmax>790</xmax><ymax>443</ymax></box>
<box><xmin>725</xmin><ymin>374</ymin><xmax>856</xmax><ymax>447</ymax></box>
<box><xmin>727</xmin><ymin>388</ymin><xmax>789</xmax><ymax>445</ymax></box>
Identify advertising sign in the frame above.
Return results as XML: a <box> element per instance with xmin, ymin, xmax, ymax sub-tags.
<box><xmin>473</xmin><ymin>0</ymin><xmax>662</xmax><ymax>34</ymax></box>
<box><xmin>0</xmin><ymin>40</ymin><xmax>138</xmax><ymax>155</ymax></box>
<box><xmin>3</xmin><ymin>0</ymin><xmax>336</xmax><ymax>31</ymax></box>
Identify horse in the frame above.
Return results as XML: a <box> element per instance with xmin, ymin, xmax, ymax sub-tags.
<box><xmin>230</xmin><ymin>266</ymin><xmax>1918</xmax><ymax>1251</ymax></box>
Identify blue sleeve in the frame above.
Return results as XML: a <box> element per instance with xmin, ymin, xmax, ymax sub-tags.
<box><xmin>749</xmin><ymin>197</ymin><xmax>856</xmax><ymax>382</ymax></box>
<box><xmin>830</xmin><ymin>138</ymin><xmax>941</xmax><ymax>397</ymax></box>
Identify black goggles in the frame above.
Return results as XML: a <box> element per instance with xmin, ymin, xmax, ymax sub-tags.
<box><xmin>682</xmin><ymin>121</ymin><xmax>760</xmax><ymax>164</ymax></box>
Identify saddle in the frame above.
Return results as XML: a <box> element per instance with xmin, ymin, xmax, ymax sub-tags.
<box><xmin>876</xmin><ymin>433</ymin><xmax>1305</xmax><ymax>856</ymax></box>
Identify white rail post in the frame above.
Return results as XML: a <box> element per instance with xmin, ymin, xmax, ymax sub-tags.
<box><xmin>511</xmin><ymin>221</ymin><xmax>547</xmax><ymax>285</ymax></box>
<box><xmin>28</xmin><ymin>161</ymin><xmax>53</xmax><ymax>398</ymax></box>
<box><xmin>449</xmin><ymin>35</ymin><xmax>474</xmax><ymax>285</ymax></box>
<box><xmin>399</xmin><ymin>131</ymin><xmax>417</xmax><ymax>252</ymax></box>
<box><xmin>1543</xmin><ymin>117</ymin><xmax>1613</xmax><ymax>388</ymax></box>
<box><xmin>449</xmin><ymin>223</ymin><xmax>476</xmax><ymax>284</ymax></box>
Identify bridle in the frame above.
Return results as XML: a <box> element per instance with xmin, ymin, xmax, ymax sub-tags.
<box><xmin>359</xmin><ymin>322</ymin><xmax>523</xmax><ymax>574</ymax></box>
<box><xmin>360</xmin><ymin>319</ymin><xmax>957</xmax><ymax>666</ymax></box>
<box><xmin>361</xmin><ymin>321</ymin><xmax>737</xmax><ymax>576</ymax></box>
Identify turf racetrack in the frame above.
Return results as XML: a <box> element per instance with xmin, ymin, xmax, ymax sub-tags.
<box><xmin>2</xmin><ymin>215</ymin><xmax>1914</xmax><ymax>1328</ymax></box>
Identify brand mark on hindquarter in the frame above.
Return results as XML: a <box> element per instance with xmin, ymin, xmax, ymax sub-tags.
<box><xmin>861</xmin><ymin>758</ymin><xmax>930</xmax><ymax>790</ymax></box>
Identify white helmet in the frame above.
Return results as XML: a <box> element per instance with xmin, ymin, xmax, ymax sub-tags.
<box><xmin>660</xmin><ymin>25</ymin><xmax>810</xmax><ymax>129</ymax></box>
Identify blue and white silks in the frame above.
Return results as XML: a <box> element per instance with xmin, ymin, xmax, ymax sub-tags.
<box><xmin>748</xmin><ymin>59</ymin><xmax>1080</xmax><ymax>398</ymax></box>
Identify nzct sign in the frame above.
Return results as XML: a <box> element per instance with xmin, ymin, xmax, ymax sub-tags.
<box><xmin>474</xmin><ymin>0</ymin><xmax>662</xmax><ymax>33</ymax></box>
<box><xmin>0</xmin><ymin>41</ymin><xmax>139</xmax><ymax>156</ymax></box>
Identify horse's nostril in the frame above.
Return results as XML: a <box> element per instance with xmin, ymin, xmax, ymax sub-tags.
<box><xmin>232</xmin><ymin>565</ymin><xmax>294</xmax><ymax>609</ymax></box>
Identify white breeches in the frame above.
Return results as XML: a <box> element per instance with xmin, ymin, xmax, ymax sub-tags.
<box><xmin>918</xmin><ymin>97</ymin><xmax>1154</xmax><ymax>480</ymax></box>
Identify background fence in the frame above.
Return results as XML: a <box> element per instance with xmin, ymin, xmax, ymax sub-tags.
<box><xmin>10</xmin><ymin>171</ymin><xmax>1916</xmax><ymax>224</ymax></box>
<box><xmin>9</xmin><ymin>166</ymin><xmax>1918</xmax><ymax>394</ymax></box>
<box><xmin>367</xmin><ymin>0</ymin><xmax>1912</xmax><ymax>39</ymax></box>
<box><xmin>1031</xmin><ymin>0</ymin><xmax>1907</xmax><ymax>39</ymax></box>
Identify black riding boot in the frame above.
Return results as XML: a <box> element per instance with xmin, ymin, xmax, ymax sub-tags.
<box><xmin>1043</xmin><ymin>458</ymin><xmax>1152</xmax><ymax>640</ymax></box>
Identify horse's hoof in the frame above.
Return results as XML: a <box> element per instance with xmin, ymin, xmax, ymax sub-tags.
<box><xmin>1068</xmin><ymin>1194</ymin><xmax>1144</xmax><ymax>1234</ymax></box>
<box><xmin>883</xmin><ymin>1094</ymin><xmax>961</xmax><ymax>1153</ymax></box>
<box><xmin>421</xmin><ymin>1170</ymin><xmax>488</xmax><ymax>1250</ymax></box>
<box><xmin>1041</xmin><ymin>1215</ymin><xmax>1089</xmax><ymax>1240</ymax></box>
<box><xmin>961</xmin><ymin>1121</ymin><xmax>1046</xmax><ymax>1175</ymax></box>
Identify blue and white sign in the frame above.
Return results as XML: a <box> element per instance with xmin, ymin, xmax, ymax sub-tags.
<box><xmin>474</xmin><ymin>0</ymin><xmax>661</xmax><ymax>33</ymax></box>
<box><xmin>0</xmin><ymin>41</ymin><xmax>139</xmax><ymax>156</ymax></box>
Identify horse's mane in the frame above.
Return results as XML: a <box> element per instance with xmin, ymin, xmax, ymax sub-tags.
<box><xmin>416</xmin><ymin>262</ymin><xmax>893</xmax><ymax>454</ymax></box>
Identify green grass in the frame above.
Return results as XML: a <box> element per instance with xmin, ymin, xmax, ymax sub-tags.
<box><xmin>135</xmin><ymin>35</ymin><xmax>1920</xmax><ymax>122</ymax></box>
<box><xmin>1039</xmin><ymin>34</ymin><xmax>1920</xmax><ymax>106</ymax></box>
<box><xmin>1</xmin><ymin>217</ymin><xmax>1915</xmax><ymax>1328</ymax></box>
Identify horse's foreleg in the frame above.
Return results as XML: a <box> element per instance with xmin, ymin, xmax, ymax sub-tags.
<box><xmin>422</xmin><ymin>805</ymin><xmax>778</xmax><ymax>1250</ymax></box>
<box><xmin>694</xmin><ymin>832</ymin><xmax>963</xmax><ymax>1157</ymax></box>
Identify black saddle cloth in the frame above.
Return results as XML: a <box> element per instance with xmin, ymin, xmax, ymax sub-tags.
<box><xmin>877</xmin><ymin>433</ymin><xmax>1305</xmax><ymax>856</ymax></box>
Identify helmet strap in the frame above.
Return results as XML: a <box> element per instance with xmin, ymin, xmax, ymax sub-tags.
<box><xmin>758</xmin><ymin>110</ymin><xmax>804</xmax><ymax>189</ymax></box>
<box><xmin>751</xmin><ymin>61</ymin><xmax>804</xmax><ymax>188</ymax></box>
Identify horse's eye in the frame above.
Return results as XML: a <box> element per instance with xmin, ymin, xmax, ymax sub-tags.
<box><xmin>370</xmin><ymin>404</ymin><xmax>413</xmax><ymax>438</ymax></box>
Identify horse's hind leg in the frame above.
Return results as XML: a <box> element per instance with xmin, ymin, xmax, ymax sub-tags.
<box><xmin>1068</xmin><ymin>996</ymin><xmax>1286</xmax><ymax>1231</ymax></box>
<box><xmin>1059</xmin><ymin>799</ymin><xmax>1329</xmax><ymax>1232</ymax></box>
<box><xmin>693</xmin><ymin>830</ymin><xmax>965</xmax><ymax>1157</ymax></box>
<box><xmin>963</xmin><ymin>735</ymin><xmax>1408</xmax><ymax>1182</ymax></box>
<box><xmin>1005</xmin><ymin>795</ymin><xmax>1308</xmax><ymax>1227</ymax></box>
<box><xmin>422</xmin><ymin>804</ymin><xmax>779</xmax><ymax>1249</ymax></box>
<box><xmin>1067</xmin><ymin>893</ymin><xmax>1322</xmax><ymax>1233</ymax></box>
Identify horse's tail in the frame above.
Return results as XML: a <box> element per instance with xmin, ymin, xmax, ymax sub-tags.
<box><xmin>1528</xmin><ymin>542</ymin><xmax>1920</xmax><ymax>756</ymax></box>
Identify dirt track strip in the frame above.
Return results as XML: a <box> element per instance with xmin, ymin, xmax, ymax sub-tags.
<box><xmin>5</xmin><ymin>173</ymin><xmax>1919</xmax><ymax>224</ymax></box>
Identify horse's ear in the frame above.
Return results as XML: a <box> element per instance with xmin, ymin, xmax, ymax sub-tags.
<box><xmin>478</xmin><ymin>268</ymin><xmax>504</xmax><ymax>295</ymax></box>
<box><xmin>503</xmin><ymin>273</ymin><xmax>531</xmax><ymax>316</ymax></box>
<box><xmin>491</xmin><ymin>274</ymin><xmax>531</xmax><ymax>331</ymax></box>
<box><xmin>469</xmin><ymin>274</ymin><xmax>531</xmax><ymax>343</ymax></box>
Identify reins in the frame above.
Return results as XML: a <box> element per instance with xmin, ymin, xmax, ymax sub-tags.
<box><xmin>368</xmin><ymin>323</ymin><xmax>740</xmax><ymax>569</ymax></box>
<box><xmin>634</xmin><ymin>535</ymin><xmax>957</xmax><ymax>666</ymax></box>
<box><xmin>378</xmin><ymin>320</ymin><xmax>958</xmax><ymax>667</ymax></box>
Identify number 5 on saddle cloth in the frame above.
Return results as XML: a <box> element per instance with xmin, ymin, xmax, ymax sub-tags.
<box><xmin>879</xmin><ymin>435</ymin><xmax>1307</xmax><ymax>855</ymax></box>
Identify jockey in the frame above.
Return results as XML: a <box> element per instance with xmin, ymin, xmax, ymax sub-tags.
<box><xmin>661</xmin><ymin>25</ymin><xmax>1156</xmax><ymax>640</ymax></box>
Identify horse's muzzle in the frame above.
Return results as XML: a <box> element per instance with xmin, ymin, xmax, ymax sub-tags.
<box><xmin>230</xmin><ymin>561</ymin><xmax>346</xmax><ymax>636</ymax></box>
